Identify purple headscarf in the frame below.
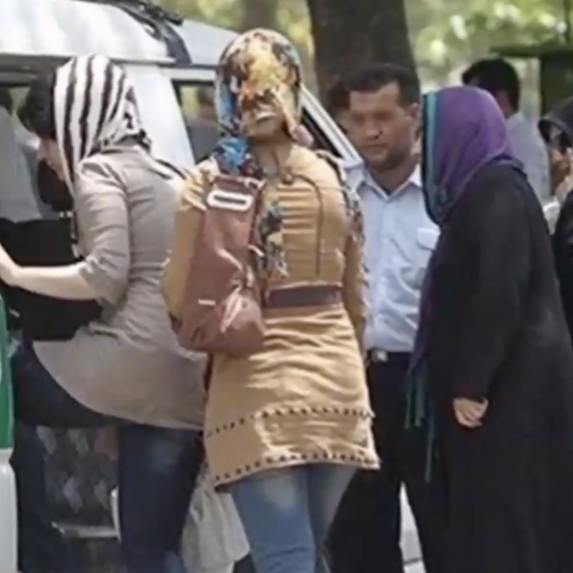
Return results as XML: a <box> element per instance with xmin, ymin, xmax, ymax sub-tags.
<box><xmin>422</xmin><ymin>85</ymin><xmax>519</xmax><ymax>225</ymax></box>
<box><xmin>407</xmin><ymin>86</ymin><xmax>523</xmax><ymax>445</ymax></box>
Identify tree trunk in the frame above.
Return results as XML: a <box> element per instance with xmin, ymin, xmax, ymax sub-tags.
<box><xmin>240</xmin><ymin>0</ymin><xmax>278</xmax><ymax>31</ymax></box>
<box><xmin>306</xmin><ymin>0</ymin><xmax>416</xmax><ymax>99</ymax></box>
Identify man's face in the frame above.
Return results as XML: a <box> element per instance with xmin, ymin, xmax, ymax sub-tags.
<box><xmin>38</xmin><ymin>138</ymin><xmax>65</xmax><ymax>181</ymax></box>
<box><xmin>466</xmin><ymin>77</ymin><xmax>508</xmax><ymax>116</ymax></box>
<box><xmin>344</xmin><ymin>83</ymin><xmax>419</xmax><ymax>171</ymax></box>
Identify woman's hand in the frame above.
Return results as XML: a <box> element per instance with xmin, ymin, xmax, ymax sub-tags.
<box><xmin>453</xmin><ymin>398</ymin><xmax>488</xmax><ymax>428</ymax></box>
<box><xmin>555</xmin><ymin>153</ymin><xmax>573</xmax><ymax>204</ymax></box>
<box><xmin>0</xmin><ymin>243</ymin><xmax>19</xmax><ymax>286</ymax></box>
<box><xmin>549</xmin><ymin>147</ymin><xmax>573</xmax><ymax>203</ymax></box>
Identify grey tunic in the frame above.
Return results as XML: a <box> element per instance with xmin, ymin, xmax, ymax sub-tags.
<box><xmin>34</xmin><ymin>145</ymin><xmax>205</xmax><ymax>429</ymax></box>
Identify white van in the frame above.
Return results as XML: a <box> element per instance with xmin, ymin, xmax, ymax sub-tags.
<box><xmin>0</xmin><ymin>1</ymin><xmax>366</xmax><ymax>572</ymax></box>
<box><xmin>5</xmin><ymin>2</ymin><xmax>538</xmax><ymax>573</ymax></box>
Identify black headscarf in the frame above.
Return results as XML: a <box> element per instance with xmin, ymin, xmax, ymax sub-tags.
<box><xmin>539</xmin><ymin>96</ymin><xmax>573</xmax><ymax>149</ymax></box>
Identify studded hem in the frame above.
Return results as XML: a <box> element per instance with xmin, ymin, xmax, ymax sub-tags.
<box><xmin>205</xmin><ymin>405</ymin><xmax>374</xmax><ymax>439</ymax></box>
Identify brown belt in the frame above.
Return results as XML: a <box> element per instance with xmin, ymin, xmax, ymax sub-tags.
<box><xmin>264</xmin><ymin>285</ymin><xmax>342</xmax><ymax>310</ymax></box>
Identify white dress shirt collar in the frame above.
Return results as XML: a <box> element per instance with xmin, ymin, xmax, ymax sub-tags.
<box><xmin>345</xmin><ymin>159</ymin><xmax>422</xmax><ymax>195</ymax></box>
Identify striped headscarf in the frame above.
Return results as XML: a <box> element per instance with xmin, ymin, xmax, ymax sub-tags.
<box><xmin>54</xmin><ymin>55</ymin><xmax>163</xmax><ymax>189</ymax></box>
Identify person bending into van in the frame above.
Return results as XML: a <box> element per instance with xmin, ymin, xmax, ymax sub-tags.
<box><xmin>162</xmin><ymin>29</ymin><xmax>378</xmax><ymax>573</ymax></box>
<box><xmin>0</xmin><ymin>56</ymin><xmax>205</xmax><ymax>573</ymax></box>
<box><xmin>411</xmin><ymin>85</ymin><xmax>573</xmax><ymax>573</ymax></box>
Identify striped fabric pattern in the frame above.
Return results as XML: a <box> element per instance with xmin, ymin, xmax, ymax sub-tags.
<box><xmin>53</xmin><ymin>54</ymin><xmax>150</xmax><ymax>189</ymax></box>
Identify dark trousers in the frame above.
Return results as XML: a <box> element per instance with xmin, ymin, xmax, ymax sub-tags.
<box><xmin>10</xmin><ymin>343</ymin><xmax>204</xmax><ymax>573</ymax></box>
<box><xmin>328</xmin><ymin>355</ymin><xmax>447</xmax><ymax>573</ymax></box>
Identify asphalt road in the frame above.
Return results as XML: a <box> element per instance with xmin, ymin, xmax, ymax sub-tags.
<box><xmin>402</xmin><ymin>488</ymin><xmax>425</xmax><ymax>573</ymax></box>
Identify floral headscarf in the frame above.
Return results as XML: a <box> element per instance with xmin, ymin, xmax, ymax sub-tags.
<box><xmin>211</xmin><ymin>28</ymin><xmax>303</xmax><ymax>280</ymax></box>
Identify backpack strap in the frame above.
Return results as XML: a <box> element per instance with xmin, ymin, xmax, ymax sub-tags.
<box><xmin>314</xmin><ymin>150</ymin><xmax>348</xmax><ymax>186</ymax></box>
<box><xmin>314</xmin><ymin>150</ymin><xmax>362</xmax><ymax>239</ymax></box>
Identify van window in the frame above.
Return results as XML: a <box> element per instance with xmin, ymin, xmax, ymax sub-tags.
<box><xmin>302</xmin><ymin>109</ymin><xmax>340</xmax><ymax>156</ymax></box>
<box><xmin>173</xmin><ymin>83</ymin><xmax>219</xmax><ymax>163</ymax></box>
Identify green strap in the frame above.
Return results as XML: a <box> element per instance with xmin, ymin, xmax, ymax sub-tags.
<box><xmin>405</xmin><ymin>363</ymin><xmax>435</xmax><ymax>481</ymax></box>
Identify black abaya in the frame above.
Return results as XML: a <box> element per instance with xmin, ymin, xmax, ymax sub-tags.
<box><xmin>425</xmin><ymin>164</ymin><xmax>573</xmax><ymax>573</ymax></box>
<box><xmin>553</xmin><ymin>189</ymin><xmax>573</xmax><ymax>340</ymax></box>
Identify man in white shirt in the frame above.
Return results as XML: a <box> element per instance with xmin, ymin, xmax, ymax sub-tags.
<box><xmin>462</xmin><ymin>58</ymin><xmax>550</xmax><ymax>203</ymax></box>
<box><xmin>327</xmin><ymin>63</ymin><xmax>446</xmax><ymax>573</ymax></box>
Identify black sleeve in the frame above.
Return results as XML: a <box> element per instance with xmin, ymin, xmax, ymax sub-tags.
<box><xmin>553</xmin><ymin>194</ymin><xmax>573</xmax><ymax>338</ymax></box>
<box><xmin>0</xmin><ymin>219</ymin><xmax>101</xmax><ymax>340</ymax></box>
<box><xmin>434</xmin><ymin>178</ymin><xmax>530</xmax><ymax>400</ymax></box>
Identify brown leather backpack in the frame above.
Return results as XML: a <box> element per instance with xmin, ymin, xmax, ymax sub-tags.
<box><xmin>170</xmin><ymin>173</ymin><xmax>266</xmax><ymax>356</ymax></box>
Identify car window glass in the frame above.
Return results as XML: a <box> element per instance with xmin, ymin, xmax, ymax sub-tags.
<box><xmin>174</xmin><ymin>83</ymin><xmax>219</xmax><ymax>162</ymax></box>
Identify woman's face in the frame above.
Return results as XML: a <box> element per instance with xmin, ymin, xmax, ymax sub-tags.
<box><xmin>38</xmin><ymin>138</ymin><xmax>65</xmax><ymax>181</ymax></box>
<box><xmin>244</xmin><ymin>112</ymin><xmax>285</xmax><ymax>141</ymax></box>
<box><xmin>547</xmin><ymin>125</ymin><xmax>573</xmax><ymax>191</ymax></box>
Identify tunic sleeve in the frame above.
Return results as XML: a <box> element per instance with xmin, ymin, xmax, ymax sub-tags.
<box><xmin>435</xmin><ymin>177</ymin><xmax>530</xmax><ymax>400</ymax></box>
<box><xmin>342</xmin><ymin>212</ymin><xmax>367</xmax><ymax>349</ymax></box>
<box><xmin>75</xmin><ymin>158</ymin><xmax>130</xmax><ymax>305</ymax></box>
<box><xmin>162</xmin><ymin>164</ymin><xmax>208</xmax><ymax>322</ymax></box>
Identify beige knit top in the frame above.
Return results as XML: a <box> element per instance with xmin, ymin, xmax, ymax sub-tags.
<box><xmin>163</xmin><ymin>142</ymin><xmax>379</xmax><ymax>485</ymax></box>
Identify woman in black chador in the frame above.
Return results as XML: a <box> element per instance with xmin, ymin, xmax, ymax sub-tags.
<box><xmin>410</xmin><ymin>85</ymin><xmax>573</xmax><ymax>573</ymax></box>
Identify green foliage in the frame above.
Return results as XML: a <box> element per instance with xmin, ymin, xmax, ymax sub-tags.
<box><xmin>158</xmin><ymin>0</ymin><xmax>241</xmax><ymax>27</ymax></box>
<box><xmin>408</xmin><ymin>0</ymin><xmax>570</xmax><ymax>84</ymax></box>
<box><xmin>156</xmin><ymin>0</ymin><xmax>573</xmax><ymax>96</ymax></box>
<box><xmin>157</xmin><ymin>0</ymin><xmax>317</xmax><ymax>88</ymax></box>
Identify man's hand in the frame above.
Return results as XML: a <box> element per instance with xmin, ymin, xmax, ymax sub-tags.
<box><xmin>453</xmin><ymin>398</ymin><xmax>488</xmax><ymax>428</ymax></box>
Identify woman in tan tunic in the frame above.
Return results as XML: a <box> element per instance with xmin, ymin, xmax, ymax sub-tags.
<box><xmin>0</xmin><ymin>57</ymin><xmax>205</xmax><ymax>573</ymax></box>
<box><xmin>163</xmin><ymin>29</ymin><xmax>378</xmax><ymax>573</ymax></box>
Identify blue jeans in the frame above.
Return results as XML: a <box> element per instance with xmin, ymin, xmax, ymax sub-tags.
<box><xmin>228</xmin><ymin>464</ymin><xmax>354</xmax><ymax>573</ymax></box>
<box><xmin>10</xmin><ymin>343</ymin><xmax>203</xmax><ymax>573</ymax></box>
